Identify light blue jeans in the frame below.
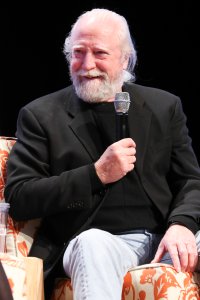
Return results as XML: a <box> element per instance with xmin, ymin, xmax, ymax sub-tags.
<box><xmin>63</xmin><ymin>228</ymin><xmax>200</xmax><ymax>300</ymax></box>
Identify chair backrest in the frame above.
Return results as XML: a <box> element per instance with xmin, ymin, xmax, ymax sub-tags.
<box><xmin>0</xmin><ymin>136</ymin><xmax>41</xmax><ymax>257</ymax></box>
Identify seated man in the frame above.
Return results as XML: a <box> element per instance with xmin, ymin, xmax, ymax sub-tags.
<box><xmin>5</xmin><ymin>8</ymin><xmax>200</xmax><ymax>300</ymax></box>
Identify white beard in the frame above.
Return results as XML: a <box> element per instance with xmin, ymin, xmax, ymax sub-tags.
<box><xmin>71</xmin><ymin>70</ymin><xmax>123</xmax><ymax>103</ymax></box>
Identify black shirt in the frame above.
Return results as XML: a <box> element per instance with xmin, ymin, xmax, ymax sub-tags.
<box><xmin>89</xmin><ymin>102</ymin><xmax>165</xmax><ymax>233</ymax></box>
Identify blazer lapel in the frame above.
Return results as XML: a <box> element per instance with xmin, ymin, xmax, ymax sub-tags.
<box><xmin>64</xmin><ymin>91</ymin><xmax>102</xmax><ymax>161</ymax></box>
<box><xmin>70</xmin><ymin>109</ymin><xmax>102</xmax><ymax>161</ymax></box>
<box><xmin>125</xmin><ymin>86</ymin><xmax>152</xmax><ymax>176</ymax></box>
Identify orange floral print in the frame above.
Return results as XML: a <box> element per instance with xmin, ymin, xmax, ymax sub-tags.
<box><xmin>179</xmin><ymin>285</ymin><xmax>200</xmax><ymax>300</ymax></box>
<box><xmin>0</xmin><ymin>139</ymin><xmax>16</xmax><ymax>200</ymax></box>
<box><xmin>17</xmin><ymin>241</ymin><xmax>28</xmax><ymax>257</ymax></box>
<box><xmin>139</xmin><ymin>290</ymin><xmax>146</xmax><ymax>300</ymax></box>
<box><xmin>6</xmin><ymin>217</ymin><xmax>15</xmax><ymax>234</ymax></box>
<box><xmin>139</xmin><ymin>266</ymin><xmax>200</xmax><ymax>300</ymax></box>
<box><xmin>8</xmin><ymin>278</ymin><xmax>14</xmax><ymax>292</ymax></box>
<box><xmin>7</xmin><ymin>219</ymin><xmax>27</xmax><ymax>236</ymax></box>
<box><xmin>153</xmin><ymin>270</ymin><xmax>180</xmax><ymax>299</ymax></box>
<box><xmin>179</xmin><ymin>272</ymin><xmax>200</xmax><ymax>299</ymax></box>
<box><xmin>140</xmin><ymin>268</ymin><xmax>156</xmax><ymax>284</ymax></box>
<box><xmin>51</xmin><ymin>279</ymin><xmax>72</xmax><ymax>300</ymax></box>
<box><xmin>122</xmin><ymin>271</ymin><xmax>135</xmax><ymax>300</ymax></box>
<box><xmin>0</xmin><ymin>150</ymin><xmax>8</xmax><ymax>179</ymax></box>
<box><xmin>0</xmin><ymin>149</ymin><xmax>9</xmax><ymax>199</ymax></box>
<box><xmin>66</xmin><ymin>279</ymin><xmax>73</xmax><ymax>291</ymax></box>
<box><xmin>0</xmin><ymin>176</ymin><xmax>5</xmax><ymax>200</ymax></box>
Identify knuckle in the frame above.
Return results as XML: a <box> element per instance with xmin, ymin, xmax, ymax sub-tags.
<box><xmin>178</xmin><ymin>248</ymin><xmax>186</xmax><ymax>255</ymax></box>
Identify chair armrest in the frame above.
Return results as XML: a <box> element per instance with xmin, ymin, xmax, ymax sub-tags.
<box><xmin>23</xmin><ymin>257</ymin><xmax>44</xmax><ymax>300</ymax></box>
<box><xmin>0</xmin><ymin>254</ymin><xmax>44</xmax><ymax>300</ymax></box>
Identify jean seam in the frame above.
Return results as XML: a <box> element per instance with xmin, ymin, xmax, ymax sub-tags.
<box><xmin>78</xmin><ymin>238</ymin><xmax>90</xmax><ymax>300</ymax></box>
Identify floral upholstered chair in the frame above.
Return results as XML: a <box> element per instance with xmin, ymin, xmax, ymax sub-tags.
<box><xmin>0</xmin><ymin>136</ymin><xmax>200</xmax><ymax>300</ymax></box>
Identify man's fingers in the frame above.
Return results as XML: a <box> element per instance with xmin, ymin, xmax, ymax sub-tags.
<box><xmin>127</xmin><ymin>155</ymin><xmax>136</xmax><ymax>164</ymax></box>
<box><xmin>177</xmin><ymin>243</ymin><xmax>188</xmax><ymax>272</ymax></box>
<box><xmin>125</xmin><ymin>146</ymin><xmax>136</xmax><ymax>156</ymax></box>
<box><xmin>152</xmin><ymin>243</ymin><xmax>182</xmax><ymax>273</ymax></box>
<box><xmin>177</xmin><ymin>242</ymin><xmax>197</xmax><ymax>272</ymax></box>
<box><xmin>152</xmin><ymin>243</ymin><xmax>198</xmax><ymax>273</ymax></box>
<box><xmin>185</xmin><ymin>243</ymin><xmax>198</xmax><ymax>272</ymax></box>
<box><xmin>151</xmin><ymin>226</ymin><xmax>198</xmax><ymax>272</ymax></box>
<box><xmin>151</xmin><ymin>244</ymin><xmax>165</xmax><ymax>264</ymax></box>
<box><xmin>119</xmin><ymin>138</ymin><xmax>136</xmax><ymax>148</ymax></box>
<box><xmin>167</xmin><ymin>245</ymin><xmax>181</xmax><ymax>272</ymax></box>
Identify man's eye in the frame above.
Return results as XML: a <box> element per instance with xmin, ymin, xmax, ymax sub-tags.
<box><xmin>94</xmin><ymin>51</ymin><xmax>108</xmax><ymax>58</ymax></box>
<box><xmin>95</xmin><ymin>51</ymin><xmax>106</xmax><ymax>55</ymax></box>
<box><xmin>73</xmin><ymin>49</ymin><xmax>84</xmax><ymax>57</ymax></box>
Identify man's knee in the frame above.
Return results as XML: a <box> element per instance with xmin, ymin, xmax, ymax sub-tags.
<box><xmin>77</xmin><ymin>228</ymin><xmax>109</xmax><ymax>245</ymax></box>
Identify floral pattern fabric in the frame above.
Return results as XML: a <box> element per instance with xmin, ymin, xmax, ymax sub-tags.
<box><xmin>0</xmin><ymin>136</ymin><xmax>41</xmax><ymax>257</ymax></box>
<box><xmin>0</xmin><ymin>136</ymin><xmax>200</xmax><ymax>299</ymax></box>
<box><xmin>50</xmin><ymin>264</ymin><xmax>200</xmax><ymax>300</ymax></box>
<box><xmin>122</xmin><ymin>263</ymin><xmax>200</xmax><ymax>299</ymax></box>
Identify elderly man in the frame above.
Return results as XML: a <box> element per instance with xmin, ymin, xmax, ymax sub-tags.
<box><xmin>5</xmin><ymin>8</ymin><xmax>200</xmax><ymax>300</ymax></box>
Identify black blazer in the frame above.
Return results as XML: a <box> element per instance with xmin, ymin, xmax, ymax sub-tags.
<box><xmin>5</xmin><ymin>82</ymin><xmax>200</xmax><ymax>277</ymax></box>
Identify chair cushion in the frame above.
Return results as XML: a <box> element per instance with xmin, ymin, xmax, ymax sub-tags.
<box><xmin>122</xmin><ymin>263</ymin><xmax>200</xmax><ymax>299</ymax></box>
<box><xmin>51</xmin><ymin>264</ymin><xmax>200</xmax><ymax>300</ymax></box>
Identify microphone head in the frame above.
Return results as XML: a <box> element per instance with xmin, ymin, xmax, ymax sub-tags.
<box><xmin>114</xmin><ymin>92</ymin><xmax>130</xmax><ymax>114</ymax></box>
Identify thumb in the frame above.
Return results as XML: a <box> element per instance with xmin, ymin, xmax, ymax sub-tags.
<box><xmin>151</xmin><ymin>243</ymin><xmax>165</xmax><ymax>263</ymax></box>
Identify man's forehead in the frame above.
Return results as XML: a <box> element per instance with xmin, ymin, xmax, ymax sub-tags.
<box><xmin>71</xmin><ymin>29</ymin><xmax>119</xmax><ymax>51</ymax></box>
<box><xmin>72</xmin><ymin>16</ymin><xmax>119</xmax><ymax>40</ymax></box>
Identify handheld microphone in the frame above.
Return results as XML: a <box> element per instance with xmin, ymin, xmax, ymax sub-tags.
<box><xmin>114</xmin><ymin>92</ymin><xmax>130</xmax><ymax>140</ymax></box>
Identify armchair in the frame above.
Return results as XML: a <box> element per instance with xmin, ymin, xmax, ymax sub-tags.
<box><xmin>0</xmin><ymin>136</ymin><xmax>199</xmax><ymax>300</ymax></box>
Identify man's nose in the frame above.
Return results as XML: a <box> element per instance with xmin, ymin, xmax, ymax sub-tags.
<box><xmin>82</xmin><ymin>52</ymin><xmax>96</xmax><ymax>70</ymax></box>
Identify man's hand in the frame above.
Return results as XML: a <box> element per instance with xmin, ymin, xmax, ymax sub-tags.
<box><xmin>151</xmin><ymin>224</ymin><xmax>198</xmax><ymax>272</ymax></box>
<box><xmin>94</xmin><ymin>138</ymin><xmax>136</xmax><ymax>184</ymax></box>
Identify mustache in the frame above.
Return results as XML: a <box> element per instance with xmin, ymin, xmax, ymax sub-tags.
<box><xmin>76</xmin><ymin>70</ymin><xmax>107</xmax><ymax>79</ymax></box>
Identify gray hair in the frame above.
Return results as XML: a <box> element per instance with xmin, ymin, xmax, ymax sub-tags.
<box><xmin>63</xmin><ymin>8</ymin><xmax>137</xmax><ymax>82</ymax></box>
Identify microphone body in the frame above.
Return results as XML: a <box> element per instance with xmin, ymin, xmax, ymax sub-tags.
<box><xmin>115</xmin><ymin>113</ymin><xmax>129</xmax><ymax>140</ymax></box>
<box><xmin>114</xmin><ymin>92</ymin><xmax>130</xmax><ymax>140</ymax></box>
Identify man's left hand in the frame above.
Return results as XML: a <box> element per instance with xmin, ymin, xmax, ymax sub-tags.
<box><xmin>151</xmin><ymin>224</ymin><xmax>198</xmax><ymax>272</ymax></box>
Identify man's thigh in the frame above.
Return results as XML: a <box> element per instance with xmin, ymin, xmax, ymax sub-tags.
<box><xmin>117</xmin><ymin>230</ymin><xmax>163</xmax><ymax>265</ymax></box>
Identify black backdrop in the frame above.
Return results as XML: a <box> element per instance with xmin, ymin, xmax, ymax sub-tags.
<box><xmin>2</xmin><ymin>1</ymin><xmax>199</xmax><ymax>160</ymax></box>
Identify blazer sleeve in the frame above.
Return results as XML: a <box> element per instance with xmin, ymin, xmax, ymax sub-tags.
<box><xmin>5</xmin><ymin>106</ymin><xmax>103</xmax><ymax>221</ymax></box>
<box><xmin>167</xmin><ymin>97</ymin><xmax>200</xmax><ymax>231</ymax></box>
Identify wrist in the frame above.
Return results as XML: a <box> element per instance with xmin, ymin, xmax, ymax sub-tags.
<box><xmin>168</xmin><ymin>221</ymin><xmax>184</xmax><ymax>227</ymax></box>
<box><xmin>94</xmin><ymin>161</ymin><xmax>107</xmax><ymax>184</ymax></box>
<box><xmin>168</xmin><ymin>216</ymin><xmax>199</xmax><ymax>234</ymax></box>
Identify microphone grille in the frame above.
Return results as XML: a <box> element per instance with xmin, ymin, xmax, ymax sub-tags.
<box><xmin>114</xmin><ymin>92</ymin><xmax>130</xmax><ymax>114</ymax></box>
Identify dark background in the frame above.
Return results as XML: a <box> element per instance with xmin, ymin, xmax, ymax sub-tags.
<box><xmin>2</xmin><ymin>2</ymin><xmax>199</xmax><ymax>160</ymax></box>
